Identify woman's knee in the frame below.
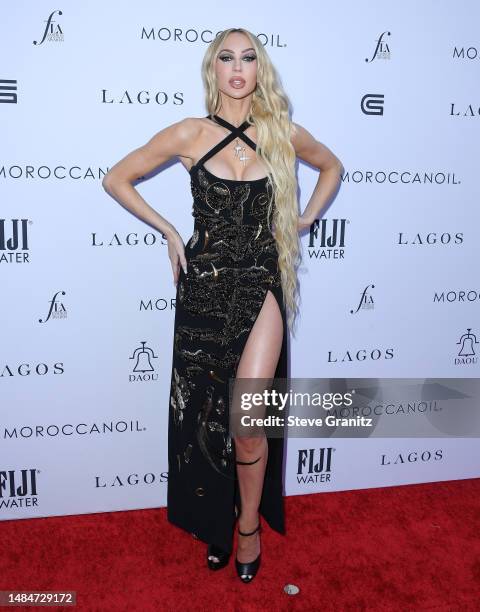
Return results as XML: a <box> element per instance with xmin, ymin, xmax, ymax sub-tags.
<box><xmin>234</xmin><ymin>434</ymin><xmax>267</xmax><ymax>456</ymax></box>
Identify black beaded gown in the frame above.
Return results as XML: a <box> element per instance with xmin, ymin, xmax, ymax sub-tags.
<box><xmin>167</xmin><ymin>114</ymin><xmax>288</xmax><ymax>554</ymax></box>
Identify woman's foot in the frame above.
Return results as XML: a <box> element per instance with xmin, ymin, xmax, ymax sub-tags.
<box><xmin>206</xmin><ymin>504</ymin><xmax>239</xmax><ymax>570</ymax></box>
<box><xmin>207</xmin><ymin>543</ymin><xmax>231</xmax><ymax>570</ymax></box>
<box><xmin>235</xmin><ymin>514</ymin><xmax>262</xmax><ymax>583</ymax></box>
<box><xmin>236</xmin><ymin>513</ymin><xmax>261</xmax><ymax>564</ymax></box>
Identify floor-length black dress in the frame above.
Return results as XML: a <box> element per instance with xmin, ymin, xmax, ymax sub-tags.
<box><xmin>167</xmin><ymin>114</ymin><xmax>288</xmax><ymax>554</ymax></box>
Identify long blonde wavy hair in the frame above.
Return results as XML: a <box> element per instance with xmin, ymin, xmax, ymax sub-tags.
<box><xmin>201</xmin><ymin>27</ymin><xmax>301</xmax><ymax>334</ymax></box>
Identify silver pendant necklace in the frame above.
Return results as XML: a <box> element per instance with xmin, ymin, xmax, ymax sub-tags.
<box><xmin>233</xmin><ymin>138</ymin><xmax>250</xmax><ymax>167</ymax></box>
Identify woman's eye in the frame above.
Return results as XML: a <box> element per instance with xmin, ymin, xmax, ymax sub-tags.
<box><xmin>218</xmin><ymin>55</ymin><xmax>256</xmax><ymax>62</ymax></box>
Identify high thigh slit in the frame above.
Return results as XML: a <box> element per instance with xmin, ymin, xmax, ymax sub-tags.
<box><xmin>235</xmin><ymin>288</ymin><xmax>284</xmax><ymax>380</ymax></box>
<box><xmin>167</xmin><ymin>114</ymin><xmax>288</xmax><ymax>554</ymax></box>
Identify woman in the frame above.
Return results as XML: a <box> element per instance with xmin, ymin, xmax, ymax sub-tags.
<box><xmin>102</xmin><ymin>27</ymin><xmax>343</xmax><ymax>583</ymax></box>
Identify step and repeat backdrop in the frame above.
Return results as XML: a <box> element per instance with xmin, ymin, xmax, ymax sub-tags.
<box><xmin>2</xmin><ymin>1</ymin><xmax>479</xmax><ymax>521</ymax></box>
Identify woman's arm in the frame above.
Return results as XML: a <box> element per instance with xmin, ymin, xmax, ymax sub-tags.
<box><xmin>102</xmin><ymin>118</ymin><xmax>200</xmax><ymax>284</ymax></box>
<box><xmin>291</xmin><ymin>122</ymin><xmax>344</xmax><ymax>231</ymax></box>
<box><xmin>102</xmin><ymin>117</ymin><xmax>199</xmax><ymax>236</ymax></box>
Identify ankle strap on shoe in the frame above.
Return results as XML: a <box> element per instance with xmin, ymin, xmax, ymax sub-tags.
<box><xmin>238</xmin><ymin>522</ymin><xmax>261</xmax><ymax>537</ymax></box>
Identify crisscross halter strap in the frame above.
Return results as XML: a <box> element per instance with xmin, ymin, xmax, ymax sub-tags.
<box><xmin>195</xmin><ymin>114</ymin><xmax>258</xmax><ymax>168</ymax></box>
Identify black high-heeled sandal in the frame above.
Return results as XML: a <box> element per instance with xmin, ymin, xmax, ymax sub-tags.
<box><xmin>206</xmin><ymin>505</ymin><xmax>239</xmax><ymax>570</ymax></box>
<box><xmin>235</xmin><ymin>521</ymin><xmax>261</xmax><ymax>583</ymax></box>
<box><xmin>207</xmin><ymin>543</ymin><xmax>231</xmax><ymax>570</ymax></box>
<box><xmin>234</xmin><ymin>454</ymin><xmax>263</xmax><ymax>582</ymax></box>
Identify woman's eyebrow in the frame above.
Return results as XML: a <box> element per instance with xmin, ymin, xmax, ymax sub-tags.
<box><xmin>218</xmin><ymin>47</ymin><xmax>256</xmax><ymax>53</ymax></box>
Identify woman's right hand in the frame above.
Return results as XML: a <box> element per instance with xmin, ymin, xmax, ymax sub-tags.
<box><xmin>166</xmin><ymin>229</ymin><xmax>188</xmax><ymax>285</ymax></box>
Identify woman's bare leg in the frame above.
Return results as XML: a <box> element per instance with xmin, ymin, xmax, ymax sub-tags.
<box><xmin>233</xmin><ymin>289</ymin><xmax>283</xmax><ymax>563</ymax></box>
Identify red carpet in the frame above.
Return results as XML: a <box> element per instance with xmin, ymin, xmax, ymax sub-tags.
<box><xmin>1</xmin><ymin>478</ymin><xmax>479</xmax><ymax>611</ymax></box>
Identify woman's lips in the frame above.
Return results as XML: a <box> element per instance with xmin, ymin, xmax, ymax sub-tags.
<box><xmin>229</xmin><ymin>77</ymin><xmax>246</xmax><ymax>89</ymax></box>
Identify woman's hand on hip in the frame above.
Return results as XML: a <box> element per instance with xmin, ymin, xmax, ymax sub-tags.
<box><xmin>166</xmin><ymin>230</ymin><xmax>188</xmax><ymax>285</ymax></box>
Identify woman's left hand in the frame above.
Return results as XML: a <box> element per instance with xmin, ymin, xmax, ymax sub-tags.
<box><xmin>297</xmin><ymin>214</ymin><xmax>312</xmax><ymax>233</ymax></box>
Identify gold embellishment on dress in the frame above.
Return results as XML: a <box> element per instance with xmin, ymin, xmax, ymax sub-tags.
<box><xmin>208</xmin><ymin>422</ymin><xmax>226</xmax><ymax>433</ymax></box>
<box><xmin>209</xmin><ymin>370</ymin><xmax>225</xmax><ymax>383</ymax></box>
<box><xmin>190</xmin><ymin>228</ymin><xmax>199</xmax><ymax>249</ymax></box>
<box><xmin>205</xmin><ymin>181</ymin><xmax>231</xmax><ymax>214</ymax></box>
<box><xmin>197</xmin><ymin>262</ymin><xmax>226</xmax><ymax>279</ymax></box>
<box><xmin>203</xmin><ymin>229</ymin><xmax>209</xmax><ymax>251</ymax></box>
<box><xmin>170</xmin><ymin>367</ymin><xmax>191</xmax><ymax>426</ymax></box>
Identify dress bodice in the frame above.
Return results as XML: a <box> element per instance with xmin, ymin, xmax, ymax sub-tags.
<box><xmin>188</xmin><ymin>115</ymin><xmax>274</xmax><ymax>233</ymax></box>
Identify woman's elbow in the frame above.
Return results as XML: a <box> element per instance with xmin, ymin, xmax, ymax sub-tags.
<box><xmin>102</xmin><ymin>172</ymin><xmax>111</xmax><ymax>193</ymax></box>
<box><xmin>331</xmin><ymin>156</ymin><xmax>344</xmax><ymax>175</ymax></box>
<box><xmin>102</xmin><ymin>173</ymin><xmax>126</xmax><ymax>194</ymax></box>
<box><xmin>102</xmin><ymin>171</ymin><xmax>134</xmax><ymax>193</ymax></box>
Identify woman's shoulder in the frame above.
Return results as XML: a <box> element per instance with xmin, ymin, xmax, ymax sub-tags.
<box><xmin>171</xmin><ymin>116</ymin><xmax>211</xmax><ymax>135</ymax></box>
<box><xmin>161</xmin><ymin>116</ymin><xmax>215</xmax><ymax>150</ymax></box>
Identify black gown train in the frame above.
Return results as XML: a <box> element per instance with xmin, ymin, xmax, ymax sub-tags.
<box><xmin>167</xmin><ymin>114</ymin><xmax>288</xmax><ymax>554</ymax></box>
